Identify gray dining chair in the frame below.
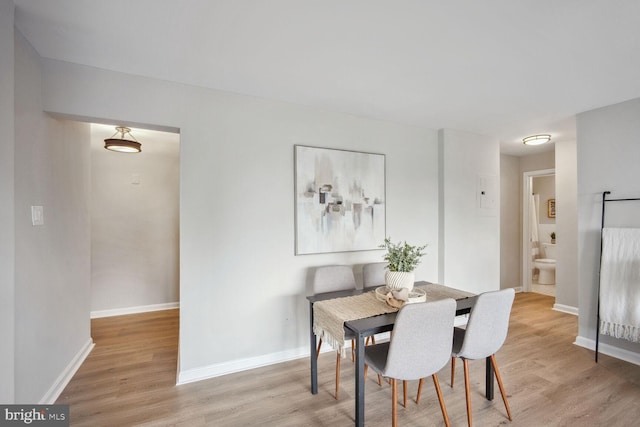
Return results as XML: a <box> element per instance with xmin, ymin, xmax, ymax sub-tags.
<box><xmin>449</xmin><ymin>288</ymin><xmax>515</xmax><ymax>427</ymax></box>
<box><xmin>364</xmin><ymin>299</ymin><xmax>456</xmax><ymax>427</ymax></box>
<box><xmin>363</xmin><ymin>262</ymin><xmax>388</xmax><ymax>288</ymax></box>
<box><xmin>313</xmin><ymin>265</ymin><xmax>357</xmax><ymax>399</ymax></box>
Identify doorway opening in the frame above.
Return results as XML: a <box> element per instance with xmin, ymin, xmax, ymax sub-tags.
<box><xmin>522</xmin><ymin>169</ymin><xmax>556</xmax><ymax>296</ymax></box>
<box><xmin>89</xmin><ymin>123</ymin><xmax>180</xmax><ymax>318</ymax></box>
<box><xmin>88</xmin><ymin>122</ymin><xmax>180</xmax><ymax>383</ymax></box>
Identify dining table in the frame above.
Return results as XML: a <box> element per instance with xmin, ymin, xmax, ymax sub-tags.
<box><xmin>307</xmin><ymin>281</ymin><xmax>494</xmax><ymax>427</ymax></box>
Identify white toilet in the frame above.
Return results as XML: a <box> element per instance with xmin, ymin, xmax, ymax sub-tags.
<box><xmin>534</xmin><ymin>243</ymin><xmax>556</xmax><ymax>285</ymax></box>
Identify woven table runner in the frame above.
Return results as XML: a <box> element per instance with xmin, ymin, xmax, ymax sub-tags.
<box><xmin>313</xmin><ymin>283</ymin><xmax>474</xmax><ymax>358</ymax></box>
<box><xmin>313</xmin><ymin>292</ymin><xmax>397</xmax><ymax>357</ymax></box>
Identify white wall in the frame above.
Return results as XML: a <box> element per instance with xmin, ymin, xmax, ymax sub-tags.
<box><xmin>90</xmin><ymin>124</ymin><xmax>179</xmax><ymax>314</ymax></box>
<box><xmin>0</xmin><ymin>0</ymin><xmax>15</xmax><ymax>403</ymax></box>
<box><xmin>14</xmin><ymin>32</ymin><xmax>92</xmax><ymax>402</ymax></box>
<box><xmin>439</xmin><ymin>129</ymin><xmax>500</xmax><ymax>294</ymax></box>
<box><xmin>40</xmin><ymin>58</ymin><xmax>441</xmax><ymax>379</ymax></box>
<box><xmin>500</xmin><ymin>154</ymin><xmax>520</xmax><ymax>289</ymax></box>
<box><xmin>555</xmin><ymin>138</ymin><xmax>578</xmax><ymax>309</ymax></box>
<box><xmin>533</xmin><ymin>175</ymin><xmax>555</xmax><ymax>226</ymax></box>
<box><xmin>577</xmin><ymin>97</ymin><xmax>640</xmax><ymax>359</ymax></box>
<box><xmin>520</xmin><ymin>151</ymin><xmax>555</xmax><ymax>174</ymax></box>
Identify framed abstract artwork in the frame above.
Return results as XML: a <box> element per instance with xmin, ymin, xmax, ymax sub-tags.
<box><xmin>294</xmin><ymin>145</ymin><xmax>386</xmax><ymax>255</ymax></box>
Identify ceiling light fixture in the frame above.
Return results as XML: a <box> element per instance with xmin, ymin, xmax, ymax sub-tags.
<box><xmin>104</xmin><ymin>126</ymin><xmax>141</xmax><ymax>153</ymax></box>
<box><xmin>522</xmin><ymin>134</ymin><xmax>551</xmax><ymax>146</ymax></box>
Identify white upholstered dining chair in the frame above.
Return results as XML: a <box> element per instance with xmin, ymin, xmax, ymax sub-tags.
<box><xmin>313</xmin><ymin>265</ymin><xmax>357</xmax><ymax>399</ymax></box>
<box><xmin>364</xmin><ymin>299</ymin><xmax>457</xmax><ymax>427</ymax></box>
<box><xmin>449</xmin><ymin>288</ymin><xmax>515</xmax><ymax>427</ymax></box>
<box><xmin>362</xmin><ymin>262</ymin><xmax>388</xmax><ymax>288</ymax></box>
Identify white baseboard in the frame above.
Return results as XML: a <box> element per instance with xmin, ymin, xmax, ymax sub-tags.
<box><xmin>91</xmin><ymin>302</ymin><xmax>179</xmax><ymax>319</ymax></box>
<box><xmin>40</xmin><ymin>338</ymin><xmax>94</xmax><ymax>404</ymax></box>
<box><xmin>553</xmin><ymin>303</ymin><xmax>578</xmax><ymax>316</ymax></box>
<box><xmin>574</xmin><ymin>336</ymin><xmax>640</xmax><ymax>366</ymax></box>
<box><xmin>177</xmin><ymin>332</ymin><xmax>394</xmax><ymax>386</ymax></box>
<box><xmin>513</xmin><ymin>286</ymin><xmax>523</xmax><ymax>293</ymax></box>
<box><xmin>177</xmin><ymin>346</ymin><xmax>310</xmax><ymax>385</ymax></box>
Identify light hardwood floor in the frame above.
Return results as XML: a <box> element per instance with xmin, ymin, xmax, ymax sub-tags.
<box><xmin>531</xmin><ymin>283</ymin><xmax>555</xmax><ymax>297</ymax></box>
<box><xmin>57</xmin><ymin>293</ymin><xmax>640</xmax><ymax>426</ymax></box>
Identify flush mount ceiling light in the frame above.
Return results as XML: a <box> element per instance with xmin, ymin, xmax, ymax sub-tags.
<box><xmin>104</xmin><ymin>126</ymin><xmax>141</xmax><ymax>153</ymax></box>
<box><xmin>522</xmin><ymin>134</ymin><xmax>551</xmax><ymax>146</ymax></box>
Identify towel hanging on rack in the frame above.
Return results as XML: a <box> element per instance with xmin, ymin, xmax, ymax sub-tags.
<box><xmin>599</xmin><ymin>227</ymin><xmax>640</xmax><ymax>343</ymax></box>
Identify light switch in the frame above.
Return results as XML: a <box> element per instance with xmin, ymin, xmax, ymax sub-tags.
<box><xmin>31</xmin><ymin>206</ymin><xmax>44</xmax><ymax>226</ymax></box>
<box><xmin>477</xmin><ymin>175</ymin><xmax>498</xmax><ymax>213</ymax></box>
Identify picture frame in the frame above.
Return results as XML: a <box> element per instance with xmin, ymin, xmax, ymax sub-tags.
<box><xmin>294</xmin><ymin>145</ymin><xmax>386</xmax><ymax>255</ymax></box>
<box><xmin>547</xmin><ymin>198</ymin><xmax>556</xmax><ymax>218</ymax></box>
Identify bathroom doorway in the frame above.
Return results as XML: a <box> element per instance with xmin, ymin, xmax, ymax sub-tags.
<box><xmin>522</xmin><ymin>169</ymin><xmax>556</xmax><ymax>295</ymax></box>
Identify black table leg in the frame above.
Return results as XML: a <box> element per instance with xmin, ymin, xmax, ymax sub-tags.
<box><xmin>354</xmin><ymin>332</ymin><xmax>365</xmax><ymax>427</ymax></box>
<box><xmin>485</xmin><ymin>356</ymin><xmax>494</xmax><ymax>400</ymax></box>
<box><xmin>310</xmin><ymin>302</ymin><xmax>318</xmax><ymax>394</ymax></box>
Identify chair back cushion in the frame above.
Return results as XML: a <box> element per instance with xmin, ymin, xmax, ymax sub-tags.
<box><xmin>362</xmin><ymin>262</ymin><xmax>388</xmax><ymax>287</ymax></box>
<box><xmin>313</xmin><ymin>265</ymin><xmax>357</xmax><ymax>294</ymax></box>
<box><xmin>384</xmin><ymin>298</ymin><xmax>457</xmax><ymax>380</ymax></box>
<box><xmin>457</xmin><ymin>288</ymin><xmax>515</xmax><ymax>360</ymax></box>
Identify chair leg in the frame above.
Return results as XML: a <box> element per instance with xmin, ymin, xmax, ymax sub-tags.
<box><xmin>318</xmin><ymin>339</ymin><xmax>344</xmax><ymax>401</ymax></box>
<box><xmin>463</xmin><ymin>359</ymin><xmax>472</xmax><ymax>427</ymax></box>
<box><xmin>351</xmin><ymin>339</ymin><xmax>355</xmax><ymax>362</ymax></box>
<box><xmin>364</xmin><ymin>364</ymin><xmax>383</xmax><ymax>386</ymax></box>
<box><xmin>391</xmin><ymin>379</ymin><xmax>398</xmax><ymax>427</ymax></box>
<box><xmin>371</xmin><ymin>335</ymin><xmax>376</xmax><ymax>344</ymax></box>
<box><xmin>490</xmin><ymin>354</ymin><xmax>513</xmax><ymax>421</ymax></box>
<box><xmin>403</xmin><ymin>380</ymin><xmax>407</xmax><ymax>408</ymax></box>
<box><xmin>416</xmin><ymin>378</ymin><xmax>424</xmax><ymax>403</ymax></box>
<box><xmin>432</xmin><ymin>374</ymin><xmax>451</xmax><ymax>427</ymax></box>
<box><xmin>450</xmin><ymin>357</ymin><xmax>456</xmax><ymax>387</ymax></box>
<box><xmin>335</xmin><ymin>351</ymin><xmax>341</xmax><ymax>400</ymax></box>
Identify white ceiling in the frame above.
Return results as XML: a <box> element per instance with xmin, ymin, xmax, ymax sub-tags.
<box><xmin>13</xmin><ymin>0</ymin><xmax>640</xmax><ymax>155</ymax></box>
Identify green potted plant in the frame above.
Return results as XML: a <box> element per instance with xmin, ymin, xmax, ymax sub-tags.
<box><xmin>550</xmin><ymin>232</ymin><xmax>556</xmax><ymax>244</ymax></box>
<box><xmin>380</xmin><ymin>237</ymin><xmax>427</xmax><ymax>290</ymax></box>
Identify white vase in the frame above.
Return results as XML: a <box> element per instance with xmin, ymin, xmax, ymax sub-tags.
<box><xmin>385</xmin><ymin>271</ymin><xmax>415</xmax><ymax>291</ymax></box>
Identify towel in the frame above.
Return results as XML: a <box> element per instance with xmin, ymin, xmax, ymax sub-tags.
<box><xmin>599</xmin><ymin>227</ymin><xmax>640</xmax><ymax>342</ymax></box>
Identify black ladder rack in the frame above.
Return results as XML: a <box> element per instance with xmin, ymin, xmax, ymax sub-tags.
<box><xmin>596</xmin><ymin>191</ymin><xmax>640</xmax><ymax>362</ymax></box>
